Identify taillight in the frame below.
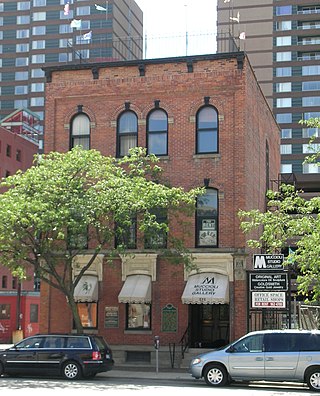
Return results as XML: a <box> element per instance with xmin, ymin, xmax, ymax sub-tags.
<box><xmin>92</xmin><ymin>351</ymin><xmax>101</xmax><ymax>360</ymax></box>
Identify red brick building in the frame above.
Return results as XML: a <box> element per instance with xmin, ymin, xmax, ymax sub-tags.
<box><xmin>0</xmin><ymin>108</ymin><xmax>40</xmax><ymax>343</ymax></box>
<box><xmin>42</xmin><ymin>53</ymin><xmax>280</xmax><ymax>366</ymax></box>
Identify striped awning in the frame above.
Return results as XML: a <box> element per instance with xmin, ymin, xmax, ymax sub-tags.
<box><xmin>118</xmin><ymin>275</ymin><xmax>152</xmax><ymax>304</ymax></box>
<box><xmin>181</xmin><ymin>272</ymin><xmax>229</xmax><ymax>304</ymax></box>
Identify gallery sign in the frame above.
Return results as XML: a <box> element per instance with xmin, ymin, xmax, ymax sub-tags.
<box><xmin>253</xmin><ymin>254</ymin><xmax>284</xmax><ymax>270</ymax></box>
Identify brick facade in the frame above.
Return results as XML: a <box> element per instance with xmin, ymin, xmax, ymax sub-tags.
<box><xmin>42</xmin><ymin>53</ymin><xmax>280</xmax><ymax>364</ymax></box>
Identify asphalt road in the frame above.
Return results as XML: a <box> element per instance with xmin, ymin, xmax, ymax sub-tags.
<box><xmin>0</xmin><ymin>374</ymin><xmax>317</xmax><ymax>396</ymax></box>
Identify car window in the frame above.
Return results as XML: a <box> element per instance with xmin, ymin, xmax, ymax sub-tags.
<box><xmin>66</xmin><ymin>337</ymin><xmax>90</xmax><ymax>349</ymax></box>
<box><xmin>265</xmin><ymin>333</ymin><xmax>298</xmax><ymax>352</ymax></box>
<box><xmin>233</xmin><ymin>334</ymin><xmax>264</xmax><ymax>353</ymax></box>
<box><xmin>93</xmin><ymin>336</ymin><xmax>107</xmax><ymax>350</ymax></box>
<box><xmin>299</xmin><ymin>334</ymin><xmax>320</xmax><ymax>351</ymax></box>
<box><xmin>16</xmin><ymin>337</ymin><xmax>43</xmax><ymax>349</ymax></box>
<box><xmin>43</xmin><ymin>337</ymin><xmax>65</xmax><ymax>348</ymax></box>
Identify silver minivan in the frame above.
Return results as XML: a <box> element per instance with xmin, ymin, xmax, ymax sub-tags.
<box><xmin>190</xmin><ymin>329</ymin><xmax>320</xmax><ymax>391</ymax></box>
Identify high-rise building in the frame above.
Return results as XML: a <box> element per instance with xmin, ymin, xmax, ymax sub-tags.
<box><xmin>0</xmin><ymin>0</ymin><xmax>143</xmax><ymax>149</ymax></box>
<box><xmin>217</xmin><ymin>0</ymin><xmax>320</xmax><ymax>193</ymax></box>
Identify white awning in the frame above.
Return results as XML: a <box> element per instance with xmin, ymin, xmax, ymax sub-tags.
<box><xmin>74</xmin><ymin>275</ymin><xmax>99</xmax><ymax>302</ymax></box>
<box><xmin>181</xmin><ymin>272</ymin><xmax>229</xmax><ymax>304</ymax></box>
<box><xmin>118</xmin><ymin>275</ymin><xmax>152</xmax><ymax>304</ymax></box>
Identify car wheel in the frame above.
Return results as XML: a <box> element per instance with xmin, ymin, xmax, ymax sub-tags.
<box><xmin>307</xmin><ymin>368</ymin><xmax>320</xmax><ymax>391</ymax></box>
<box><xmin>203</xmin><ymin>364</ymin><xmax>228</xmax><ymax>387</ymax></box>
<box><xmin>62</xmin><ymin>361</ymin><xmax>82</xmax><ymax>380</ymax></box>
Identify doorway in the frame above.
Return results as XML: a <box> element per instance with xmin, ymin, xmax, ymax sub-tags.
<box><xmin>190</xmin><ymin>304</ymin><xmax>229</xmax><ymax>348</ymax></box>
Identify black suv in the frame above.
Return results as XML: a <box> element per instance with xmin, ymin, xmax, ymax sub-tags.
<box><xmin>0</xmin><ymin>334</ymin><xmax>114</xmax><ymax>380</ymax></box>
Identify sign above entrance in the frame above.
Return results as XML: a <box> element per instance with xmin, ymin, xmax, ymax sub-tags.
<box><xmin>253</xmin><ymin>254</ymin><xmax>284</xmax><ymax>270</ymax></box>
<box><xmin>181</xmin><ymin>272</ymin><xmax>229</xmax><ymax>304</ymax></box>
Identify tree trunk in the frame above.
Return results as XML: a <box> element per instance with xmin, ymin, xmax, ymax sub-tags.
<box><xmin>68</xmin><ymin>295</ymin><xmax>84</xmax><ymax>334</ymax></box>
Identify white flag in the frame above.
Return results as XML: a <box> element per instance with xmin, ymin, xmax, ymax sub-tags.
<box><xmin>82</xmin><ymin>31</ymin><xmax>92</xmax><ymax>40</ymax></box>
<box><xmin>95</xmin><ymin>4</ymin><xmax>107</xmax><ymax>11</ymax></box>
<box><xmin>70</xmin><ymin>19</ymin><xmax>82</xmax><ymax>29</ymax></box>
<box><xmin>230</xmin><ymin>12</ymin><xmax>240</xmax><ymax>23</ymax></box>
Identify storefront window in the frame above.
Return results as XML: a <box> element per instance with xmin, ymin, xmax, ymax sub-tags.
<box><xmin>127</xmin><ymin>303</ymin><xmax>151</xmax><ymax>330</ymax></box>
<box><xmin>77</xmin><ymin>303</ymin><xmax>97</xmax><ymax>328</ymax></box>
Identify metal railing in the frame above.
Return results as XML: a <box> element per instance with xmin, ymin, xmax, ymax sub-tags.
<box><xmin>180</xmin><ymin>325</ymin><xmax>190</xmax><ymax>359</ymax></box>
<box><xmin>60</xmin><ymin>31</ymin><xmax>239</xmax><ymax>66</ymax></box>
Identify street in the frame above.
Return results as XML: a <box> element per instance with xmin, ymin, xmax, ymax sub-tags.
<box><xmin>0</xmin><ymin>374</ymin><xmax>317</xmax><ymax>396</ymax></box>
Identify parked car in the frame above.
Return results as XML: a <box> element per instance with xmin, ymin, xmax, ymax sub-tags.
<box><xmin>190</xmin><ymin>329</ymin><xmax>320</xmax><ymax>391</ymax></box>
<box><xmin>0</xmin><ymin>334</ymin><xmax>114</xmax><ymax>380</ymax></box>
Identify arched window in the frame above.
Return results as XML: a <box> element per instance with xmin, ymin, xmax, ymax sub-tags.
<box><xmin>117</xmin><ymin>110</ymin><xmax>138</xmax><ymax>157</ymax></box>
<box><xmin>70</xmin><ymin>113</ymin><xmax>90</xmax><ymax>150</ymax></box>
<box><xmin>147</xmin><ymin>109</ymin><xmax>168</xmax><ymax>156</ymax></box>
<box><xmin>196</xmin><ymin>188</ymin><xmax>218</xmax><ymax>247</ymax></box>
<box><xmin>196</xmin><ymin>106</ymin><xmax>218</xmax><ymax>154</ymax></box>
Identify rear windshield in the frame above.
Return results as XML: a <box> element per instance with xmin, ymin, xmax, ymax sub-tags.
<box><xmin>92</xmin><ymin>336</ymin><xmax>109</xmax><ymax>350</ymax></box>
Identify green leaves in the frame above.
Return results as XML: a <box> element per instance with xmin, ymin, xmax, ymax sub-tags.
<box><xmin>0</xmin><ymin>146</ymin><xmax>200</xmax><ymax>315</ymax></box>
<box><xmin>239</xmin><ymin>184</ymin><xmax>320</xmax><ymax>302</ymax></box>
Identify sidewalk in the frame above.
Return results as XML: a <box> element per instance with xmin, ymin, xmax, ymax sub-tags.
<box><xmin>106</xmin><ymin>367</ymin><xmax>192</xmax><ymax>381</ymax></box>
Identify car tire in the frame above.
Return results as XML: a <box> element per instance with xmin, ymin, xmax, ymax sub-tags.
<box><xmin>307</xmin><ymin>368</ymin><xmax>320</xmax><ymax>392</ymax></box>
<box><xmin>62</xmin><ymin>361</ymin><xmax>82</xmax><ymax>380</ymax></box>
<box><xmin>203</xmin><ymin>364</ymin><xmax>228</xmax><ymax>387</ymax></box>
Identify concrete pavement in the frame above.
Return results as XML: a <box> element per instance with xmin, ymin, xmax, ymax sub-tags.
<box><xmin>106</xmin><ymin>367</ymin><xmax>192</xmax><ymax>381</ymax></box>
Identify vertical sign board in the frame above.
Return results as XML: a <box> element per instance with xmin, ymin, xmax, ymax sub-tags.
<box><xmin>251</xmin><ymin>254</ymin><xmax>287</xmax><ymax>309</ymax></box>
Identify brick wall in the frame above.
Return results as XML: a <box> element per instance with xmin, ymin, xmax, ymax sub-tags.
<box><xmin>42</xmin><ymin>53</ymin><xmax>280</xmax><ymax>346</ymax></box>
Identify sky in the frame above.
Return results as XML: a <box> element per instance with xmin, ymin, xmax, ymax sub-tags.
<box><xmin>134</xmin><ymin>0</ymin><xmax>217</xmax><ymax>58</ymax></box>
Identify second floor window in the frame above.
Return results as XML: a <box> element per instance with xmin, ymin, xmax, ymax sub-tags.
<box><xmin>196</xmin><ymin>106</ymin><xmax>218</xmax><ymax>154</ymax></box>
<box><xmin>70</xmin><ymin>113</ymin><xmax>90</xmax><ymax>149</ymax></box>
<box><xmin>117</xmin><ymin>111</ymin><xmax>138</xmax><ymax>157</ymax></box>
<box><xmin>144</xmin><ymin>209</ymin><xmax>167</xmax><ymax>249</ymax></box>
<box><xmin>147</xmin><ymin>109</ymin><xmax>168</xmax><ymax>156</ymax></box>
<box><xmin>196</xmin><ymin>188</ymin><xmax>218</xmax><ymax>247</ymax></box>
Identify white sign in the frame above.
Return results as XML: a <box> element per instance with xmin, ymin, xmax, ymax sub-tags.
<box><xmin>253</xmin><ymin>254</ymin><xmax>284</xmax><ymax>270</ymax></box>
<box><xmin>251</xmin><ymin>291</ymin><xmax>286</xmax><ymax>308</ymax></box>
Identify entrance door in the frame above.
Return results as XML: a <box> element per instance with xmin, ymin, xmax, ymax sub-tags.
<box><xmin>190</xmin><ymin>304</ymin><xmax>229</xmax><ymax>348</ymax></box>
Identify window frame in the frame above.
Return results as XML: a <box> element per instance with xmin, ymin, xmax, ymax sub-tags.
<box><xmin>196</xmin><ymin>105</ymin><xmax>219</xmax><ymax>154</ymax></box>
<box><xmin>116</xmin><ymin>110</ymin><xmax>138</xmax><ymax>157</ymax></box>
<box><xmin>196</xmin><ymin>188</ymin><xmax>218</xmax><ymax>248</ymax></box>
<box><xmin>70</xmin><ymin>112</ymin><xmax>91</xmax><ymax>150</ymax></box>
<box><xmin>126</xmin><ymin>303</ymin><xmax>151</xmax><ymax>330</ymax></box>
<box><xmin>146</xmin><ymin>108</ymin><xmax>168</xmax><ymax>156</ymax></box>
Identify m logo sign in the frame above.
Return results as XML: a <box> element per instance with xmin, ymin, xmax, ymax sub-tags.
<box><xmin>253</xmin><ymin>254</ymin><xmax>284</xmax><ymax>270</ymax></box>
<box><xmin>202</xmin><ymin>276</ymin><xmax>215</xmax><ymax>285</ymax></box>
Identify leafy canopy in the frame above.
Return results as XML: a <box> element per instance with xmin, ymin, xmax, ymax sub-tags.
<box><xmin>0</xmin><ymin>146</ymin><xmax>202</xmax><ymax>332</ymax></box>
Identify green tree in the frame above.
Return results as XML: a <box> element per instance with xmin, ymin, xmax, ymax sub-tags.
<box><xmin>0</xmin><ymin>146</ymin><xmax>202</xmax><ymax>333</ymax></box>
<box><xmin>239</xmin><ymin>117</ymin><xmax>320</xmax><ymax>302</ymax></box>
<box><xmin>239</xmin><ymin>184</ymin><xmax>320</xmax><ymax>302</ymax></box>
